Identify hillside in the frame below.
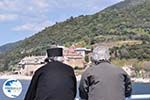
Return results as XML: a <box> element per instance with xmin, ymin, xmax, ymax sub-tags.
<box><xmin>0</xmin><ymin>0</ymin><xmax>150</xmax><ymax>71</ymax></box>
<box><xmin>0</xmin><ymin>41</ymin><xmax>22</xmax><ymax>54</ymax></box>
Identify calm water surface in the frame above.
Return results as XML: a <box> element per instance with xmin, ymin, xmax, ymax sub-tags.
<box><xmin>0</xmin><ymin>79</ymin><xmax>150</xmax><ymax>100</ymax></box>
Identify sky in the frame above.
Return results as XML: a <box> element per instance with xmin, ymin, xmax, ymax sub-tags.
<box><xmin>0</xmin><ymin>0</ymin><xmax>124</xmax><ymax>46</ymax></box>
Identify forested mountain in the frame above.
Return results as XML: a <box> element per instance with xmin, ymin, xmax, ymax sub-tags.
<box><xmin>0</xmin><ymin>0</ymin><xmax>150</xmax><ymax>71</ymax></box>
<box><xmin>0</xmin><ymin>41</ymin><xmax>22</xmax><ymax>54</ymax></box>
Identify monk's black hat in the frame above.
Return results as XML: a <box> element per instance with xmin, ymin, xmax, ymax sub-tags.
<box><xmin>46</xmin><ymin>48</ymin><xmax>63</xmax><ymax>57</ymax></box>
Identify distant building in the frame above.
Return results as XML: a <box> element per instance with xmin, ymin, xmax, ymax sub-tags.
<box><xmin>17</xmin><ymin>46</ymin><xmax>91</xmax><ymax>76</ymax></box>
<box><xmin>63</xmin><ymin>48</ymin><xmax>85</xmax><ymax>69</ymax></box>
<box><xmin>18</xmin><ymin>56</ymin><xmax>46</xmax><ymax>76</ymax></box>
<box><xmin>75</xmin><ymin>48</ymin><xmax>91</xmax><ymax>57</ymax></box>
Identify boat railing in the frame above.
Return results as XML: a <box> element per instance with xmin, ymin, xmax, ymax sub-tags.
<box><xmin>75</xmin><ymin>94</ymin><xmax>150</xmax><ymax>100</ymax></box>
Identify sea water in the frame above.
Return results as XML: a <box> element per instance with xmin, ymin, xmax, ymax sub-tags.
<box><xmin>0</xmin><ymin>79</ymin><xmax>150</xmax><ymax>100</ymax></box>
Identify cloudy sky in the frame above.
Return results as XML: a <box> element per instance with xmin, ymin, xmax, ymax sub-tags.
<box><xmin>0</xmin><ymin>0</ymin><xmax>123</xmax><ymax>46</ymax></box>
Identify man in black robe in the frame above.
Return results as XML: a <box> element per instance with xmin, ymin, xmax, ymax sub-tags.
<box><xmin>24</xmin><ymin>48</ymin><xmax>77</xmax><ymax>100</ymax></box>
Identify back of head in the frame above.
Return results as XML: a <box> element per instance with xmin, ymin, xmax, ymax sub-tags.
<box><xmin>46</xmin><ymin>47</ymin><xmax>64</xmax><ymax>62</ymax></box>
<box><xmin>91</xmin><ymin>46</ymin><xmax>110</xmax><ymax>64</ymax></box>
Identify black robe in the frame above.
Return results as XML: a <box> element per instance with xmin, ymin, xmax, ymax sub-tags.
<box><xmin>24</xmin><ymin>61</ymin><xmax>77</xmax><ymax>100</ymax></box>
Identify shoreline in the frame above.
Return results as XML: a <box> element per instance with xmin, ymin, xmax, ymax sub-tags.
<box><xmin>0</xmin><ymin>74</ymin><xmax>32</xmax><ymax>80</ymax></box>
<box><xmin>0</xmin><ymin>74</ymin><xmax>82</xmax><ymax>81</ymax></box>
<box><xmin>0</xmin><ymin>74</ymin><xmax>150</xmax><ymax>83</ymax></box>
<box><xmin>131</xmin><ymin>78</ymin><xmax>150</xmax><ymax>83</ymax></box>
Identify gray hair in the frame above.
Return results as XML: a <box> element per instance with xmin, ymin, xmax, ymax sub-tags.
<box><xmin>91</xmin><ymin>46</ymin><xmax>110</xmax><ymax>62</ymax></box>
<box><xmin>49</xmin><ymin>57</ymin><xmax>64</xmax><ymax>62</ymax></box>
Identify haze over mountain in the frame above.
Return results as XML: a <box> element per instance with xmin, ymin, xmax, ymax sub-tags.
<box><xmin>0</xmin><ymin>0</ymin><xmax>150</xmax><ymax>71</ymax></box>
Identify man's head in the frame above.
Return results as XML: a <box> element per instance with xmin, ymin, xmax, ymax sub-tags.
<box><xmin>91</xmin><ymin>46</ymin><xmax>110</xmax><ymax>64</ymax></box>
<box><xmin>46</xmin><ymin>47</ymin><xmax>64</xmax><ymax>62</ymax></box>
<box><xmin>47</xmin><ymin>48</ymin><xmax>63</xmax><ymax>57</ymax></box>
